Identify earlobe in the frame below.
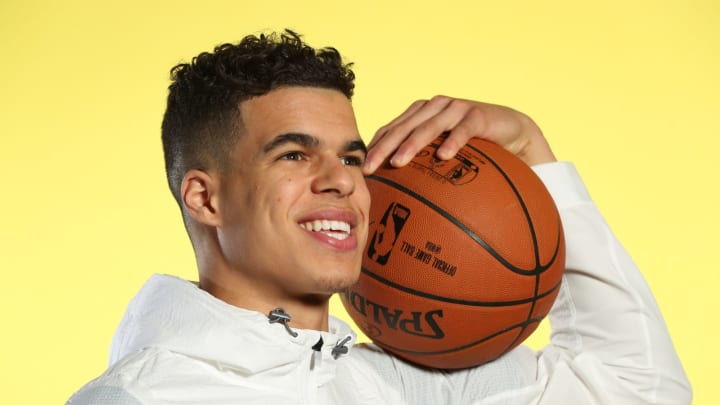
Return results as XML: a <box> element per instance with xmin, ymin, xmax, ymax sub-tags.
<box><xmin>181</xmin><ymin>170</ymin><xmax>222</xmax><ymax>227</ymax></box>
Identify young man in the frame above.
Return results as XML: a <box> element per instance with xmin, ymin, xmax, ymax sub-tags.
<box><xmin>67</xmin><ymin>31</ymin><xmax>691</xmax><ymax>404</ymax></box>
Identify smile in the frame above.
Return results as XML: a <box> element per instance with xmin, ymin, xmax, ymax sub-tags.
<box><xmin>299</xmin><ymin>220</ymin><xmax>351</xmax><ymax>241</ymax></box>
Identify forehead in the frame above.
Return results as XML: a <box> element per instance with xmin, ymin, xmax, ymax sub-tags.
<box><xmin>238</xmin><ymin>87</ymin><xmax>360</xmax><ymax>147</ymax></box>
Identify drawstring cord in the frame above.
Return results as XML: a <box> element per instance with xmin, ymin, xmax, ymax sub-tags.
<box><xmin>332</xmin><ymin>336</ymin><xmax>351</xmax><ymax>358</ymax></box>
<box><xmin>268</xmin><ymin>308</ymin><xmax>298</xmax><ymax>337</ymax></box>
<box><xmin>268</xmin><ymin>308</ymin><xmax>352</xmax><ymax>360</ymax></box>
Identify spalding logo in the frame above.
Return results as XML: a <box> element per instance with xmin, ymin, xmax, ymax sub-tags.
<box><xmin>343</xmin><ymin>289</ymin><xmax>445</xmax><ymax>339</ymax></box>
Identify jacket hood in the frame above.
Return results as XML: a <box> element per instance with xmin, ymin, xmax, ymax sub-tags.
<box><xmin>109</xmin><ymin>274</ymin><xmax>357</xmax><ymax>376</ymax></box>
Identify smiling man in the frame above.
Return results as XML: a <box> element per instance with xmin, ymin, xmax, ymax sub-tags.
<box><xmin>67</xmin><ymin>31</ymin><xmax>691</xmax><ymax>404</ymax></box>
<box><xmin>183</xmin><ymin>87</ymin><xmax>370</xmax><ymax>331</ymax></box>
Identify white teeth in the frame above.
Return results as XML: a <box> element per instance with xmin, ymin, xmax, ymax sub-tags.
<box><xmin>327</xmin><ymin>232</ymin><xmax>349</xmax><ymax>241</ymax></box>
<box><xmin>300</xmin><ymin>219</ymin><xmax>351</xmax><ymax>239</ymax></box>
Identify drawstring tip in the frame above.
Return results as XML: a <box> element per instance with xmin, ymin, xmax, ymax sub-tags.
<box><xmin>268</xmin><ymin>307</ymin><xmax>298</xmax><ymax>337</ymax></box>
<box><xmin>331</xmin><ymin>336</ymin><xmax>352</xmax><ymax>358</ymax></box>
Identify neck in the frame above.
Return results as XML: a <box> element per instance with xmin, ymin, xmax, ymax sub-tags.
<box><xmin>198</xmin><ymin>270</ymin><xmax>332</xmax><ymax>332</ymax></box>
<box><xmin>192</xmin><ymin>230</ymin><xmax>335</xmax><ymax>332</ymax></box>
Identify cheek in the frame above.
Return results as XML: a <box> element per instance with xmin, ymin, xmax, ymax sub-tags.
<box><xmin>355</xmin><ymin>181</ymin><xmax>372</xmax><ymax>237</ymax></box>
<box><xmin>276</xmin><ymin>178</ymin><xmax>295</xmax><ymax>202</ymax></box>
<box><xmin>266</xmin><ymin>177</ymin><xmax>306</xmax><ymax>209</ymax></box>
<box><xmin>356</xmin><ymin>180</ymin><xmax>371</xmax><ymax>212</ymax></box>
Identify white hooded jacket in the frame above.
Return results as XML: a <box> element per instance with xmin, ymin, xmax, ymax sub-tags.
<box><xmin>67</xmin><ymin>163</ymin><xmax>692</xmax><ymax>404</ymax></box>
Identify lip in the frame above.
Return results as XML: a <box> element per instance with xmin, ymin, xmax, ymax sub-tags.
<box><xmin>298</xmin><ymin>209</ymin><xmax>360</xmax><ymax>251</ymax></box>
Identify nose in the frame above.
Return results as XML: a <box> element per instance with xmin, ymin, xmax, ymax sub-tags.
<box><xmin>311</xmin><ymin>154</ymin><xmax>356</xmax><ymax>197</ymax></box>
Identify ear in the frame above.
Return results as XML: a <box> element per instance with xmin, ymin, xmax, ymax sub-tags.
<box><xmin>181</xmin><ymin>169</ymin><xmax>222</xmax><ymax>227</ymax></box>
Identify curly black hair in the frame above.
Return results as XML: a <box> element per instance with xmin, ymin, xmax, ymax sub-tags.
<box><xmin>161</xmin><ymin>30</ymin><xmax>355</xmax><ymax>207</ymax></box>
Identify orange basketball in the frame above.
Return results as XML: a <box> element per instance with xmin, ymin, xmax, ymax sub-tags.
<box><xmin>341</xmin><ymin>136</ymin><xmax>565</xmax><ymax>369</ymax></box>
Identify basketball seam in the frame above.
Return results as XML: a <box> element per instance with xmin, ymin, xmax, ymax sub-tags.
<box><xmin>464</xmin><ymin>142</ymin><xmax>561</xmax><ymax>355</ymax></box>
<box><xmin>465</xmin><ymin>142</ymin><xmax>542</xmax><ymax>267</ymax></box>
<box><xmin>366</xmin><ymin>174</ymin><xmax>560</xmax><ymax>276</ymax></box>
<box><xmin>374</xmin><ymin>316</ymin><xmax>546</xmax><ymax>356</ymax></box>
<box><xmin>360</xmin><ymin>266</ymin><xmax>562</xmax><ymax>307</ymax></box>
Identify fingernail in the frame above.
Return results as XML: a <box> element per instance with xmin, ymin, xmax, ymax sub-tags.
<box><xmin>363</xmin><ymin>161</ymin><xmax>373</xmax><ymax>174</ymax></box>
<box><xmin>437</xmin><ymin>145</ymin><xmax>452</xmax><ymax>160</ymax></box>
<box><xmin>390</xmin><ymin>153</ymin><xmax>406</xmax><ymax>167</ymax></box>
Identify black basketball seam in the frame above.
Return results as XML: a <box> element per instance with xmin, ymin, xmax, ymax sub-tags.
<box><xmin>464</xmin><ymin>142</ymin><xmax>562</xmax><ymax>352</ymax></box>
<box><xmin>464</xmin><ymin>143</ymin><xmax>542</xmax><ymax>268</ymax></box>
<box><xmin>366</xmin><ymin>174</ymin><xmax>555</xmax><ymax>276</ymax></box>
<box><xmin>360</xmin><ymin>265</ymin><xmax>562</xmax><ymax>307</ymax></box>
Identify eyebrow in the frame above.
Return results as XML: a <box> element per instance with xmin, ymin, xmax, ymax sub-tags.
<box><xmin>263</xmin><ymin>132</ymin><xmax>368</xmax><ymax>156</ymax></box>
<box><xmin>346</xmin><ymin>140</ymin><xmax>368</xmax><ymax>157</ymax></box>
<box><xmin>263</xmin><ymin>133</ymin><xmax>319</xmax><ymax>153</ymax></box>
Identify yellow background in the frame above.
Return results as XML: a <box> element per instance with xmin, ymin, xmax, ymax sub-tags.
<box><xmin>1</xmin><ymin>0</ymin><xmax>717</xmax><ymax>403</ymax></box>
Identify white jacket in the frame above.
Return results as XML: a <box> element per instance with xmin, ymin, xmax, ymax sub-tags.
<box><xmin>67</xmin><ymin>162</ymin><xmax>691</xmax><ymax>404</ymax></box>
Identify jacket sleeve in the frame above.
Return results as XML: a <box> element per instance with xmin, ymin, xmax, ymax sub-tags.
<box><xmin>527</xmin><ymin>162</ymin><xmax>691</xmax><ymax>404</ymax></box>
<box><xmin>66</xmin><ymin>385</ymin><xmax>144</xmax><ymax>405</ymax></box>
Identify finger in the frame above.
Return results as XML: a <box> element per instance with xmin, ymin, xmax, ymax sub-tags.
<box><xmin>387</xmin><ymin>97</ymin><xmax>473</xmax><ymax>166</ymax></box>
<box><xmin>378</xmin><ymin>95</ymin><xmax>454</xmax><ymax>143</ymax></box>
<box><xmin>365</xmin><ymin>97</ymin><xmax>489</xmax><ymax>173</ymax></box>
<box><xmin>365</xmin><ymin>99</ymin><xmax>451</xmax><ymax>174</ymax></box>
<box><xmin>364</xmin><ymin>128</ymin><xmax>413</xmax><ymax>174</ymax></box>
<box><xmin>364</xmin><ymin>100</ymin><xmax>430</xmax><ymax>174</ymax></box>
<box><xmin>435</xmin><ymin>123</ymin><xmax>478</xmax><ymax>160</ymax></box>
<box><xmin>370</xmin><ymin>95</ymin><xmax>456</xmax><ymax>154</ymax></box>
<box><xmin>434</xmin><ymin>106</ymin><xmax>491</xmax><ymax>159</ymax></box>
<box><xmin>367</xmin><ymin>99</ymin><xmax>427</xmax><ymax>150</ymax></box>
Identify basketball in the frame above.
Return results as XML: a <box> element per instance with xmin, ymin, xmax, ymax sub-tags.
<box><xmin>341</xmin><ymin>136</ymin><xmax>565</xmax><ymax>369</ymax></box>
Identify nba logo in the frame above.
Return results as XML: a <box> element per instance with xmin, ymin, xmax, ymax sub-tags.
<box><xmin>366</xmin><ymin>202</ymin><xmax>411</xmax><ymax>265</ymax></box>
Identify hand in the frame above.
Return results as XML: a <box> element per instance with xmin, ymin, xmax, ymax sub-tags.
<box><xmin>362</xmin><ymin>96</ymin><xmax>556</xmax><ymax>175</ymax></box>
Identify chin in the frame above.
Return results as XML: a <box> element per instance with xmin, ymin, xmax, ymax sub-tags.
<box><xmin>315</xmin><ymin>268</ymin><xmax>360</xmax><ymax>294</ymax></box>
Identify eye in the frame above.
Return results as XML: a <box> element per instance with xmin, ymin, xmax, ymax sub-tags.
<box><xmin>340</xmin><ymin>155</ymin><xmax>364</xmax><ymax>167</ymax></box>
<box><xmin>280</xmin><ymin>151</ymin><xmax>306</xmax><ymax>161</ymax></box>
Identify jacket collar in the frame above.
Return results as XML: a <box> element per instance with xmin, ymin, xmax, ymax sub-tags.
<box><xmin>109</xmin><ymin>274</ymin><xmax>357</xmax><ymax>377</ymax></box>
